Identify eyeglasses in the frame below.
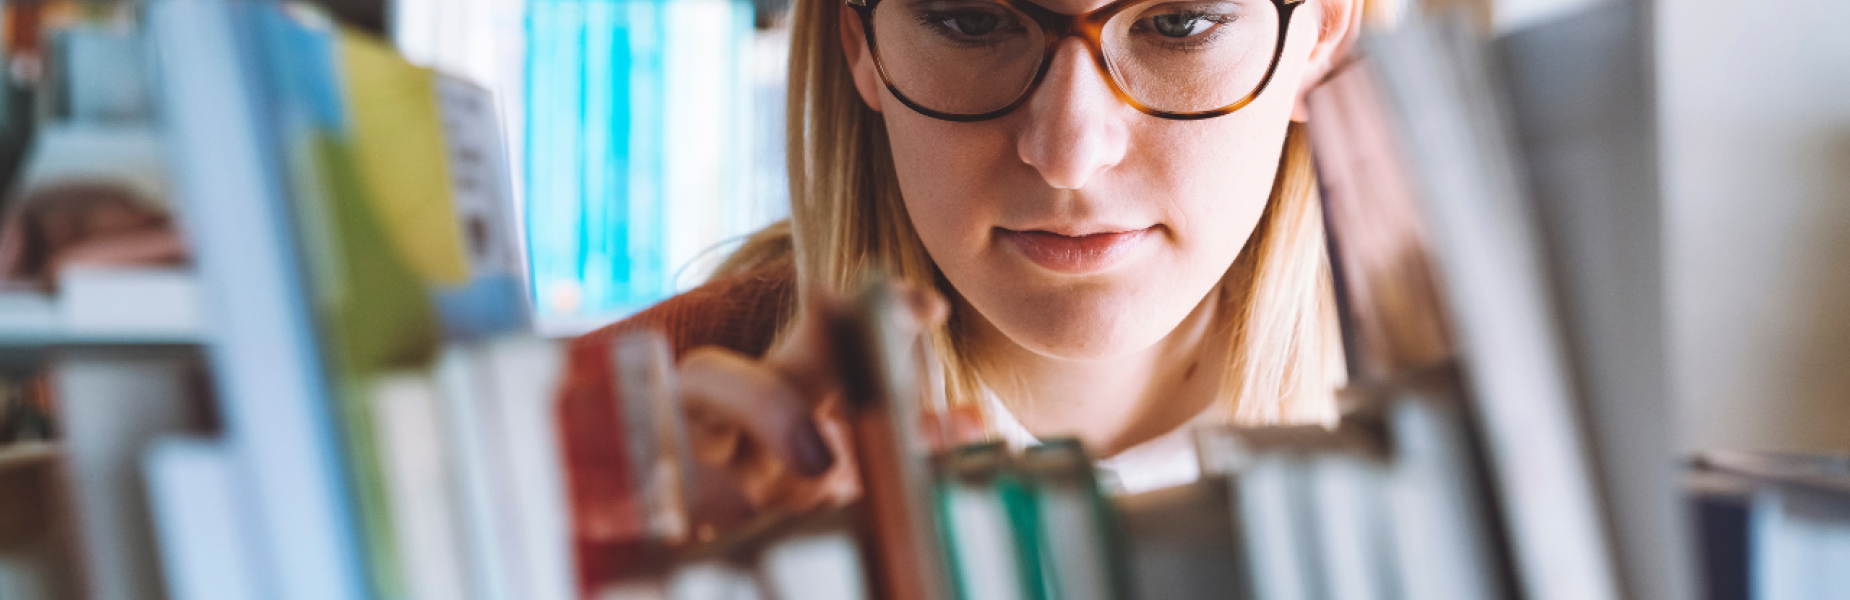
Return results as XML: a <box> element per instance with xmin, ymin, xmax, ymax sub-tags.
<box><xmin>846</xmin><ymin>0</ymin><xmax>1304</xmax><ymax>122</ymax></box>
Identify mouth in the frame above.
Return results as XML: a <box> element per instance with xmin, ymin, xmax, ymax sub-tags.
<box><xmin>998</xmin><ymin>226</ymin><xmax>1156</xmax><ymax>275</ymax></box>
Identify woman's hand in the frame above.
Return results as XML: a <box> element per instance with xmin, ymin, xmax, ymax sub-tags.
<box><xmin>677</xmin><ymin>283</ymin><xmax>950</xmax><ymax>514</ymax></box>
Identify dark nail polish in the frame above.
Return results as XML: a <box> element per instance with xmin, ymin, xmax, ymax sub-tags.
<box><xmin>788</xmin><ymin>419</ymin><xmax>835</xmax><ymax>477</ymax></box>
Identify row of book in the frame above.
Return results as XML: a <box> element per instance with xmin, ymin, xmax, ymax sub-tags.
<box><xmin>144</xmin><ymin>2</ymin><xmax>587</xmax><ymax>600</ymax></box>
<box><xmin>0</xmin><ymin>1</ymin><xmax>593</xmax><ymax>599</ymax></box>
<box><xmin>523</xmin><ymin>0</ymin><xmax>783</xmax><ymax>334</ymax></box>
<box><xmin>560</xmin><ymin>323</ymin><xmax>1506</xmax><ymax>600</ymax></box>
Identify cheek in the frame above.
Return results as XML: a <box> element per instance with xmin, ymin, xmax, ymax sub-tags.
<box><xmin>881</xmin><ymin>109</ymin><xmax>1020</xmax><ymax>264</ymax></box>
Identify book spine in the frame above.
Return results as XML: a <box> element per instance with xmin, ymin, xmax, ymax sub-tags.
<box><xmin>1363</xmin><ymin>18</ymin><xmax>1620</xmax><ymax>600</ymax></box>
<box><xmin>149</xmin><ymin>2</ymin><xmax>371</xmax><ymax>598</ymax></box>
<box><xmin>52</xmin><ymin>355</ymin><xmax>205</xmax><ymax>600</ymax></box>
<box><xmin>143</xmin><ymin>438</ymin><xmax>263</xmax><ymax>600</ymax></box>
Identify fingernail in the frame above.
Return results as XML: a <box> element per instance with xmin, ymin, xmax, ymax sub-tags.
<box><xmin>787</xmin><ymin>418</ymin><xmax>835</xmax><ymax>477</ymax></box>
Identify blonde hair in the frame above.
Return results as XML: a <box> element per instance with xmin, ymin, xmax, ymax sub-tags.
<box><xmin>728</xmin><ymin>0</ymin><xmax>1344</xmax><ymax>427</ymax></box>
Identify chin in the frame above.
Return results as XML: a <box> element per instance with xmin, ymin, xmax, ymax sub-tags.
<box><xmin>973</xmin><ymin>277</ymin><xmax>1194</xmax><ymax>362</ymax></box>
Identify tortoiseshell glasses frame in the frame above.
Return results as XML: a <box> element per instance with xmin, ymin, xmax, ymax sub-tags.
<box><xmin>845</xmin><ymin>0</ymin><xmax>1305</xmax><ymax>122</ymax></box>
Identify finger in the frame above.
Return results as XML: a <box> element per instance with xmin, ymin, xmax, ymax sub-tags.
<box><xmin>891</xmin><ymin>282</ymin><xmax>949</xmax><ymax>333</ymax></box>
<box><xmin>763</xmin><ymin>284</ymin><xmax>851</xmax><ymax>402</ymax></box>
<box><xmin>767</xmin><ymin>280</ymin><xmax>949</xmax><ymax>401</ymax></box>
<box><xmin>680</xmin><ymin>347</ymin><xmax>835</xmax><ymax>477</ymax></box>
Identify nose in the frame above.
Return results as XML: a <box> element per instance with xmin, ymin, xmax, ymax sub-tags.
<box><xmin>1016</xmin><ymin>38</ymin><xmax>1130</xmax><ymax>191</ymax></box>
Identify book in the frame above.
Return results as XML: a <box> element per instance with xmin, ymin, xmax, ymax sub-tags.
<box><xmin>57</xmin><ymin>266</ymin><xmax>200</xmax><ymax>335</ymax></box>
<box><xmin>1690</xmin><ymin>453</ymin><xmax>1850</xmax><ymax>600</ymax></box>
<box><xmin>563</xmin><ymin>331</ymin><xmax>699</xmax><ymax>592</ymax></box>
<box><xmin>1364</xmin><ymin>14</ymin><xmax>1622</xmax><ymax>600</ymax></box>
<box><xmin>142</xmin><ymin>437</ymin><xmax>262</xmax><ymax>600</ymax></box>
<box><xmin>431</xmin><ymin>75</ymin><xmax>530</xmax><ymax>340</ymax></box>
<box><xmin>1019</xmin><ymin>441</ymin><xmax>1126</xmax><ymax>600</ymax></box>
<box><xmin>341</xmin><ymin>29</ymin><xmax>472</xmax><ymax>286</ymax></box>
<box><xmin>50</xmin><ymin>353</ymin><xmax>212</xmax><ymax>600</ymax></box>
<box><xmin>368</xmin><ymin>372</ymin><xmax>471</xmax><ymax>600</ymax></box>
<box><xmin>936</xmin><ymin>443</ymin><xmax>1040</xmax><ymax>600</ymax></box>
<box><xmin>1112</xmin><ymin>478</ymin><xmax>1244</xmax><ymax>599</ymax></box>
<box><xmin>149</xmin><ymin>2</ymin><xmax>375</xmax><ymax>598</ymax></box>
<box><xmin>432</xmin><ymin>344</ymin><xmax>521</xmax><ymax>600</ymax></box>
<box><xmin>468</xmin><ymin>335</ymin><xmax>577</xmax><ymax>600</ymax></box>
<box><xmin>1495</xmin><ymin>5</ymin><xmax>1689</xmax><ymax>600</ymax></box>
<box><xmin>252</xmin><ymin>8</ymin><xmax>444</xmax><ymax>598</ymax></box>
<box><xmin>432</xmin><ymin>336</ymin><xmax>576</xmax><ymax>600</ymax></box>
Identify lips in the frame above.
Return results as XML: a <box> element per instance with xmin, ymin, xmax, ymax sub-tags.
<box><xmin>1000</xmin><ymin>227</ymin><xmax>1154</xmax><ymax>274</ymax></box>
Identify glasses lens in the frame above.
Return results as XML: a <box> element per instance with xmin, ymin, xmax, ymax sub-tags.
<box><xmin>871</xmin><ymin>0</ymin><xmax>1047</xmax><ymax>116</ymax></box>
<box><xmin>1103</xmin><ymin>0</ymin><xmax>1280</xmax><ymax>114</ymax></box>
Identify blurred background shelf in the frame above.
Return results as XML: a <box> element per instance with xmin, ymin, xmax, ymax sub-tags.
<box><xmin>0</xmin><ymin>268</ymin><xmax>204</xmax><ymax>354</ymax></box>
<box><xmin>0</xmin><ymin>441</ymin><xmax>58</xmax><ymax>473</ymax></box>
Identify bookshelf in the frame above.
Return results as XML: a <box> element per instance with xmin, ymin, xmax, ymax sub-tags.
<box><xmin>11</xmin><ymin>2</ymin><xmax>1840</xmax><ymax>600</ymax></box>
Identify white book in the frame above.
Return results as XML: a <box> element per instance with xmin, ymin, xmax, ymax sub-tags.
<box><xmin>1364</xmin><ymin>16</ymin><xmax>1621</xmax><ymax>600</ymax></box>
<box><xmin>52</xmin><ymin>355</ymin><xmax>205</xmax><ymax>600</ymax></box>
<box><xmin>429</xmin><ymin>75</ymin><xmax>529</xmax><ymax>339</ymax></box>
<box><xmin>1034</xmin><ymin>485</ymin><xmax>1115</xmax><ymax>600</ymax></box>
<box><xmin>667</xmin><ymin>561</ymin><xmax>760</xmax><ymax>600</ymax></box>
<box><xmin>1382</xmin><ymin>399</ymin><xmax>1505</xmax><ymax>600</ymax></box>
<box><xmin>0</xmin><ymin>291</ymin><xmax>56</xmax><ymax>333</ymax></box>
<box><xmin>1751</xmin><ymin>488</ymin><xmax>1850</xmax><ymax>600</ymax></box>
<box><xmin>369</xmin><ymin>372</ymin><xmax>471</xmax><ymax>600</ymax></box>
<box><xmin>758</xmin><ymin>529</ymin><xmax>868</xmax><ymax>600</ymax></box>
<box><xmin>472</xmin><ymin>336</ymin><xmax>575</xmax><ymax>600</ymax></box>
<box><xmin>1306</xmin><ymin>456</ymin><xmax>1396</xmax><ymax>600</ymax></box>
<box><xmin>58</xmin><ymin>266</ymin><xmax>201</xmax><ymax>336</ymax></box>
<box><xmin>434</xmin><ymin>345</ymin><xmax>520</xmax><ymax>600</ymax></box>
<box><xmin>1234</xmin><ymin>457</ymin><xmax>1314</xmax><ymax>600</ymax></box>
<box><xmin>941</xmin><ymin>482</ymin><xmax>1029</xmax><ymax>600</ymax></box>
<box><xmin>143</xmin><ymin>437</ymin><xmax>261</xmax><ymax>600</ymax></box>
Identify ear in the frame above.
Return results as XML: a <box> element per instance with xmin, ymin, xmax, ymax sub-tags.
<box><xmin>839</xmin><ymin>5</ymin><xmax>886</xmax><ymax>113</ymax></box>
<box><xmin>1291</xmin><ymin>0</ymin><xmax>1361</xmax><ymax>122</ymax></box>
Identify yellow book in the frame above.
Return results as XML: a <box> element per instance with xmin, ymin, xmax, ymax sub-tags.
<box><xmin>338</xmin><ymin>31</ymin><xmax>470</xmax><ymax>285</ymax></box>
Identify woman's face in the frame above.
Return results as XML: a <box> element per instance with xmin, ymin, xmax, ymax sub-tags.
<box><xmin>844</xmin><ymin>0</ymin><xmax>1341</xmax><ymax>361</ymax></box>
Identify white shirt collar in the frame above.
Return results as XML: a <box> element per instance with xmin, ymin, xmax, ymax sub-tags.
<box><xmin>980</xmin><ymin>390</ymin><xmax>1215</xmax><ymax>494</ymax></box>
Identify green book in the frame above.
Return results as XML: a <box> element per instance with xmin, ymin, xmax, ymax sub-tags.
<box><xmin>253</xmin><ymin>6</ymin><xmax>441</xmax><ymax>600</ymax></box>
<box><xmin>1020</xmin><ymin>439</ymin><xmax>1128</xmax><ymax>600</ymax></box>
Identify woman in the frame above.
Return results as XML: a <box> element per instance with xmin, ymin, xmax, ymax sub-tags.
<box><xmin>560</xmin><ymin>0</ymin><xmax>1361</xmax><ymax>527</ymax></box>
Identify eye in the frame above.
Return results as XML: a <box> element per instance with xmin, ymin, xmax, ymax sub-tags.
<box><xmin>1149</xmin><ymin>12</ymin><xmax>1213</xmax><ymax>38</ymax></box>
<box><xmin>915</xmin><ymin>4</ymin><xmax>1028</xmax><ymax>47</ymax></box>
<box><xmin>945</xmin><ymin>11</ymin><xmax>1001</xmax><ymax>35</ymax></box>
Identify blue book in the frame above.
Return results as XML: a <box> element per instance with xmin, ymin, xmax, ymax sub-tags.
<box><xmin>147</xmin><ymin>1</ymin><xmax>372</xmax><ymax>599</ymax></box>
<box><xmin>143</xmin><ymin>438</ymin><xmax>263</xmax><ymax>600</ymax></box>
